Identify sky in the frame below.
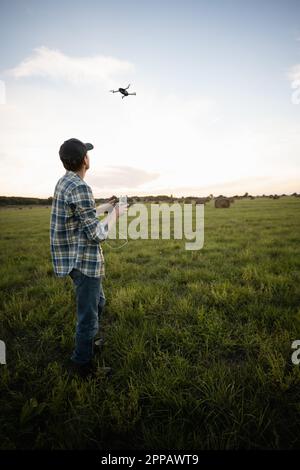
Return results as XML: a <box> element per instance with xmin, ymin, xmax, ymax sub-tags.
<box><xmin>0</xmin><ymin>0</ymin><xmax>300</xmax><ymax>197</ymax></box>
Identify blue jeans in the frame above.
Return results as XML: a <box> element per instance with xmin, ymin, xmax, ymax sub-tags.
<box><xmin>69</xmin><ymin>268</ymin><xmax>106</xmax><ymax>364</ymax></box>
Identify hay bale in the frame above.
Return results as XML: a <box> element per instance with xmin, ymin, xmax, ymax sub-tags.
<box><xmin>215</xmin><ymin>197</ymin><xmax>230</xmax><ymax>208</ymax></box>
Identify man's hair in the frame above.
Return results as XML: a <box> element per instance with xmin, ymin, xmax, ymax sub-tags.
<box><xmin>60</xmin><ymin>153</ymin><xmax>85</xmax><ymax>172</ymax></box>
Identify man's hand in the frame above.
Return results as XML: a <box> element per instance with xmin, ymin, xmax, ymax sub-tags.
<box><xmin>108</xmin><ymin>195</ymin><xmax>118</xmax><ymax>206</ymax></box>
<box><xmin>96</xmin><ymin>196</ymin><xmax>119</xmax><ymax>216</ymax></box>
<box><xmin>101</xmin><ymin>201</ymin><xmax>128</xmax><ymax>234</ymax></box>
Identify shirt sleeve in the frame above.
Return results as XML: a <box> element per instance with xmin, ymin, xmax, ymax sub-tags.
<box><xmin>68</xmin><ymin>183</ymin><xmax>108</xmax><ymax>243</ymax></box>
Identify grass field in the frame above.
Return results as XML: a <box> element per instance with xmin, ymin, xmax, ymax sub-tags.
<box><xmin>0</xmin><ymin>197</ymin><xmax>300</xmax><ymax>450</ymax></box>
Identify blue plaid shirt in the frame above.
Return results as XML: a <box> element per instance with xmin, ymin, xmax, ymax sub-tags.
<box><xmin>50</xmin><ymin>171</ymin><xmax>108</xmax><ymax>278</ymax></box>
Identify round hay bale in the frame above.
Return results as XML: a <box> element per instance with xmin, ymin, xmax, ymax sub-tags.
<box><xmin>215</xmin><ymin>197</ymin><xmax>230</xmax><ymax>208</ymax></box>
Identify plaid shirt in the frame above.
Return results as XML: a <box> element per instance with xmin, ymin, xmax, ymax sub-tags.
<box><xmin>50</xmin><ymin>170</ymin><xmax>107</xmax><ymax>278</ymax></box>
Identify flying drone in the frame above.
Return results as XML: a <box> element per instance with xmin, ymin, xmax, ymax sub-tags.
<box><xmin>110</xmin><ymin>84</ymin><xmax>136</xmax><ymax>99</ymax></box>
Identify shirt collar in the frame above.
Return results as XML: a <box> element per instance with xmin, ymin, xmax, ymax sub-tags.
<box><xmin>66</xmin><ymin>170</ymin><xmax>83</xmax><ymax>180</ymax></box>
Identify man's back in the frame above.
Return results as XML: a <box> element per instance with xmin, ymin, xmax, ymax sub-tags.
<box><xmin>50</xmin><ymin>170</ymin><xmax>107</xmax><ymax>278</ymax></box>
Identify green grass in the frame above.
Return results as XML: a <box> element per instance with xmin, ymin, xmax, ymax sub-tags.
<box><xmin>0</xmin><ymin>197</ymin><xmax>300</xmax><ymax>449</ymax></box>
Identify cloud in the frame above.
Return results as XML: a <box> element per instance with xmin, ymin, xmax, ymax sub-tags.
<box><xmin>6</xmin><ymin>46</ymin><xmax>134</xmax><ymax>84</ymax></box>
<box><xmin>87</xmin><ymin>166</ymin><xmax>159</xmax><ymax>191</ymax></box>
<box><xmin>289</xmin><ymin>64</ymin><xmax>300</xmax><ymax>84</ymax></box>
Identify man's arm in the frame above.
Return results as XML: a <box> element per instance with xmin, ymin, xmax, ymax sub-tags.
<box><xmin>69</xmin><ymin>184</ymin><xmax>108</xmax><ymax>243</ymax></box>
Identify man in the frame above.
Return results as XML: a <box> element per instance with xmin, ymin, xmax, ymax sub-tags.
<box><xmin>50</xmin><ymin>138</ymin><xmax>125</xmax><ymax>378</ymax></box>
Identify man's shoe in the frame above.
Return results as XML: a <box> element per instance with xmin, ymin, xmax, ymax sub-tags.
<box><xmin>69</xmin><ymin>360</ymin><xmax>112</xmax><ymax>379</ymax></box>
<box><xmin>69</xmin><ymin>360</ymin><xmax>96</xmax><ymax>379</ymax></box>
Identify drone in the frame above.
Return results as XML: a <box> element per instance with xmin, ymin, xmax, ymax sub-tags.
<box><xmin>109</xmin><ymin>84</ymin><xmax>136</xmax><ymax>99</ymax></box>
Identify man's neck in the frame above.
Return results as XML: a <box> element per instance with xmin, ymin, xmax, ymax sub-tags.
<box><xmin>75</xmin><ymin>167</ymin><xmax>86</xmax><ymax>180</ymax></box>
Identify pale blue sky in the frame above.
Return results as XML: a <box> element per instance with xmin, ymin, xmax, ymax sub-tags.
<box><xmin>0</xmin><ymin>0</ymin><xmax>300</xmax><ymax>196</ymax></box>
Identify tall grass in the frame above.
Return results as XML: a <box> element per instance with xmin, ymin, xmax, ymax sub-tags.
<box><xmin>0</xmin><ymin>197</ymin><xmax>300</xmax><ymax>449</ymax></box>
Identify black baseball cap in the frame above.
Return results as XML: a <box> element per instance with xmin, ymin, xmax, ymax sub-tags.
<box><xmin>59</xmin><ymin>138</ymin><xmax>94</xmax><ymax>161</ymax></box>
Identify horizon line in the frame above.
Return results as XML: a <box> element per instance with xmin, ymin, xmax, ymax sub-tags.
<box><xmin>0</xmin><ymin>191</ymin><xmax>299</xmax><ymax>200</ymax></box>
